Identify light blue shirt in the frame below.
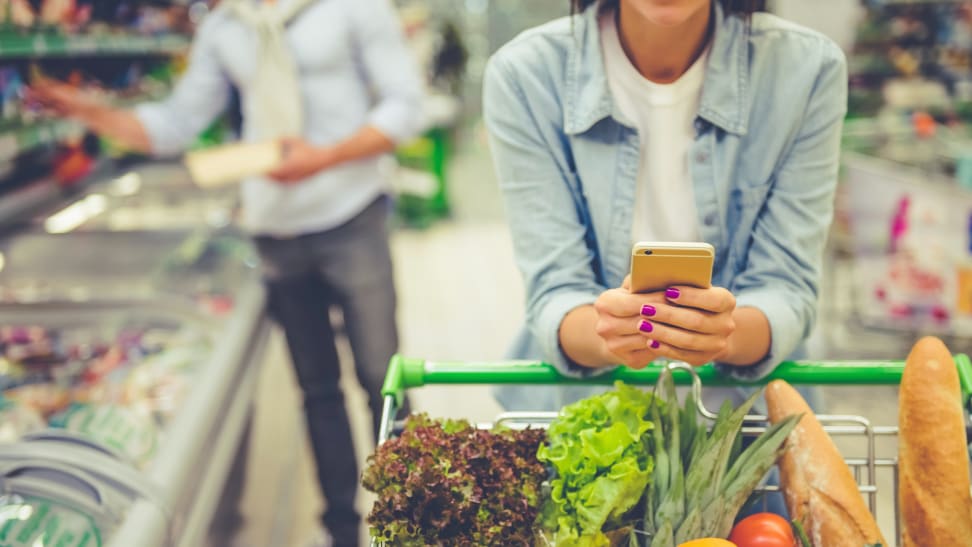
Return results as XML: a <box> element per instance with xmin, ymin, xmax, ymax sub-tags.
<box><xmin>136</xmin><ymin>0</ymin><xmax>424</xmax><ymax>236</ymax></box>
<box><xmin>483</xmin><ymin>4</ymin><xmax>847</xmax><ymax>410</ymax></box>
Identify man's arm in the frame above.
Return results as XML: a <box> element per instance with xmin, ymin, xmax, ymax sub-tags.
<box><xmin>267</xmin><ymin>0</ymin><xmax>424</xmax><ymax>182</ymax></box>
<box><xmin>267</xmin><ymin>126</ymin><xmax>397</xmax><ymax>183</ymax></box>
<box><xmin>30</xmin><ymin>16</ymin><xmax>230</xmax><ymax>156</ymax></box>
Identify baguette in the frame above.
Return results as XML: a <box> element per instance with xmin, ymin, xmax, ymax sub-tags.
<box><xmin>765</xmin><ymin>380</ymin><xmax>886</xmax><ymax>547</ymax></box>
<box><xmin>899</xmin><ymin>336</ymin><xmax>972</xmax><ymax>546</ymax></box>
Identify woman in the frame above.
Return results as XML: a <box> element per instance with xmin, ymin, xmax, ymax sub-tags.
<box><xmin>31</xmin><ymin>0</ymin><xmax>423</xmax><ymax>545</ymax></box>
<box><xmin>483</xmin><ymin>0</ymin><xmax>846</xmax><ymax>410</ymax></box>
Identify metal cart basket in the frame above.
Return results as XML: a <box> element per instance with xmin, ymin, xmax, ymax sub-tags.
<box><xmin>374</xmin><ymin>355</ymin><xmax>972</xmax><ymax>547</ymax></box>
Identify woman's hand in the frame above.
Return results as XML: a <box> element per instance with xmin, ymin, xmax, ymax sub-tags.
<box><xmin>637</xmin><ymin>285</ymin><xmax>737</xmax><ymax>366</ymax></box>
<box><xmin>266</xmin><ymin>137</ymin><xmax>339</xmax><ymax>184</ymax></box>
<box><xmin>592</xmin><ymin>277</ymin><xmax>667</xmax><ymax>369</ymax></box>
<box><xmin>593</xmin><ymin>277</ymin><xmax>736</xmax><ymax>368</ymax></box>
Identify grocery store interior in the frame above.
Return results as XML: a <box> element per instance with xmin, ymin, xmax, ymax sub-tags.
<box><xmin>1</xmin><ymin>0</ymin><xmax>971</xmax><ymax>546</ymax></box>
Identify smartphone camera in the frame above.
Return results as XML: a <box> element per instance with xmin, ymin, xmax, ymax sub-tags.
<box><xmin>643</xmin><ymin>249</ymin><xmax>653</xmax><ymax>255</ymax></box>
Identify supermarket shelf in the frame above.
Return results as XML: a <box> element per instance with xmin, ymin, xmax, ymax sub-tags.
<box><xmin>0</xmin><ymin>159</ymin><xmax>114</xmax><ymax>230</ymax></box>
<box><xmin>0</xmin><ymin>92</ymin><xmax>166</xmax><ymax>163</ymax></box>
<box><xmin>0</xmin><ymin>32</ymin><xmax>190</xmax><ymax>58</ymax></box>
<box><xmin>108</xmin><ymin>283</ymin><xmax>270</xmax><ymax>547</ymax></box>
<box><xmin>0</xmin><ymin>176</ymin><xmax>62</xmax><ymax>223</ymax></box>
<box><xmin>0</xmin><ymin>118</ymin><xmax>84</xmax><ymax>162</ymax></box>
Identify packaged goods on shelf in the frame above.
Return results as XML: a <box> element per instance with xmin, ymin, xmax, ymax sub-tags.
<box><xmin>0</xmin><ymin>320</ymin><xmax>211</xmax><ymax>467</ymax></box>
<box><xmin>0</xmin><ymin>0</ymin><xmax>197</xmax><ymax>37</ymax></box>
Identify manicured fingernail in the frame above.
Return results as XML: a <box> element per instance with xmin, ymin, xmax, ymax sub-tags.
<box><xmin>638</xmin><ymin>320</ymin><xmax>653</xmax><ymax>333</ymax></box>
<box><xmin>641</xmin><ymin>304</ymin><xmax>656</xmax><ymax>317</ymax></box>
<box><xmin>650</xmin><ymin>340</ymin><xmax>660</xmax><ymax>349</ymax></box>
<box><xmin>665</xmin><ymin>287</ymin><xmax>680</xmax><ymax>299</ymax></box>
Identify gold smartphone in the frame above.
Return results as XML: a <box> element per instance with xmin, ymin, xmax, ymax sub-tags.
<box><xmin>629</xmin><ymin>242</ymin><xmax>715</xmax><ymax>294</ymax></box>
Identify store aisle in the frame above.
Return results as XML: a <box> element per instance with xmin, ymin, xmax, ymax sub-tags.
<box><xmin>230</xmin><ymin>128</ymin><xmax>520</xmax><ymax>546</ymax></box>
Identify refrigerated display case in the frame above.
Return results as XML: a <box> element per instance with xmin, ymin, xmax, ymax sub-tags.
<box><xmin>33</xmin><ymin>161</ymin><xmax>239</xmax><ymax>233</ymax></box>
<box><xmin>0</xmin><ymin>160</ymin><xmax>270</xmax><ymax>547</ymax></box>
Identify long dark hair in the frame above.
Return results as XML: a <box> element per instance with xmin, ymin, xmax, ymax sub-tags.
<box><xmin>570</xmin><ymin>0</ymin><xmax>765</xmax><ymax>15</ymax></box>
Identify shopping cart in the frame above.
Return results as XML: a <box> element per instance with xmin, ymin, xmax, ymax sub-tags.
<box><xmin>373</xmin><ymin>355</ymin><xmax>972</xmax><ymax>547</ymax></box>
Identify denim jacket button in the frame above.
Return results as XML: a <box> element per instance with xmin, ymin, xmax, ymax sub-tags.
<box><xmin>704</xmin><ymin>212</ymin><xmax>717</xmax><ymax>226</ymax></box>
<box><xmin>695</xmin><ymin>151</ymin><xmax>709</xmax><ymax>163</ymax></box>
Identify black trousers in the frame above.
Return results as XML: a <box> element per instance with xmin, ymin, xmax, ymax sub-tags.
<box><xmin>255</xmin><ymin>196</ymin><xmax>406</xmax><ymax>546</ymax></box>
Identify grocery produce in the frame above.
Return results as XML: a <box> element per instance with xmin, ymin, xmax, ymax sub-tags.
<box><xmin>727</xmin><ymin>513</ymin><xmax>796</xmax><ymax>547</ymax></box>
<box><xmin>897</xmin><ymin>336</ymin><xmax>972</xmax><ymax>546</ymax></box>
<box><xmin>0</xmin><ymin>0</ymin><xmax>36</xmax><ymax>27</ymax></box>
<box><xmin>533</xmin><ymin>373</ymin><xmax>798</xmax><ymax>547</ymax></box>
<box><xmin>537</xmin><ymin>382</ymin><xmax>657</xmax><ymax>545</ymax></box>
<box><xmin>1</xmin><ymin>0</ymin><xmax>191</xmax><ymax>33</ymax></box>
<box><xmin>765</xmin><ymin>380</ymin><xmax>886</xmax><ymax>547</ymax></box>
<box><xmin>640</xmin><ymin>374</ymin><xmax>798</xmax><ymax>547</ymax></box>
<box><xmin>362</xmin><ymin>414</ymin><xmax>547</xmax><ymax>546</ymax></box>
<box><xmin>363</xmin><ymin>375</ymin><xmax>802</xmax><ymax>547</ymax></box>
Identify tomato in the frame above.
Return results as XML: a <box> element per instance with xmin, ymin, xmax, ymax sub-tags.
<box><xmin>728</xmin><ymin>513</ymin><xmax>798</xmax><ymax>547</ymax></box>
<box><xmin>678</xmin><ymin>540</ymin><xmax>737</xmax><ymax>547</ymax></box>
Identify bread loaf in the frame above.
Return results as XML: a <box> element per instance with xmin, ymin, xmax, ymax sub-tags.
<box><xmin>899</xmin><ymin>336</ymin><xmax>972</xmax><ymax>546</ymax></box>
<box><xmin>765</xmin><ymin>380</ymin><xmax>886</xmax><ymax>547</ymax></box>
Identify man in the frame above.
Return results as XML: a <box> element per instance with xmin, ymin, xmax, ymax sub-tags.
<box><xmin>32</xmin><ymin>0</ymin><xmax>424</xmax><ymax>545</ymax></box>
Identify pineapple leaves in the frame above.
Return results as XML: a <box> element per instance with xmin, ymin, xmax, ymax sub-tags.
<box><xmin>642</xmin><ymin>374</ymin><xmax>797</xmax><ymax>543</ymax></box>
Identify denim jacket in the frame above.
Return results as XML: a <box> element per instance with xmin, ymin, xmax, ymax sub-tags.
<box><xmin>483</xmin><ymin>4</ymin><xmax>847</xmax><ymax>410</ymax></box>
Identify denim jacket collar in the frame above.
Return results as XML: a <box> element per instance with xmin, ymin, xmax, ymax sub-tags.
<box><xmin>563</xmin><ymin>2</ymin><xmax>751</xmax><ymax>136</ymax></box>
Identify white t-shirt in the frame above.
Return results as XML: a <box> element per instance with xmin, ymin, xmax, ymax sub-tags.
<box><xmin>600</xmin><ymin>13</ymin><xmax>707</xmax><ymax>243</ymax></box>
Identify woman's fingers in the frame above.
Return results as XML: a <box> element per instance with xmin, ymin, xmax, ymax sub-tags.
<box><xmin>594</xmin><ymin>311</ymin><xmax>642</xmax><ymax>338</ymax></box>
<box><xmin>665</xmin><ymin>285</ymin><xmax>736</xmax><ymax>313</ymax></box>
<box><xmin>593</xmin><ymin>283</ymin><xmax>737</xmax><ymax>370</ymax></box>
<box><xmin>622</xmin><ymin>348</ymin><xmax>659</xmax><ymax>370</ymax></box>
<box><xmin>643</xmin><ymin>340</ymin><xmax>713</xmax><ymax>367</ymax></box>
<box><xmin>638</xmin><ymin>319</ymin><xmax>729</xmax><ymax>356</ymax></box>
<box><xmin>603</xmin><ymin>333</ymin><xmax>653</xmax><ymax>357</ymax></box>
<box><xmin>638</xmin><ymin>302</ymin><xmax>735</xmax><ymax>336</ymax></box>
<box><xmin>594</xmin><ymin>287</ymin><xmax>666</xmax><ymax>318</ymax></box>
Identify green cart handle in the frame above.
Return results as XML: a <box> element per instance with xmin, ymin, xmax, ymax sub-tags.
<box><xmin>381</xmin><ymin>354</ymin><xmax>972</xmax><ymax>408</ymax></box>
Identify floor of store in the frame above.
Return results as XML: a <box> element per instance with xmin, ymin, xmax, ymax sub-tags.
<box><xmin>218</xmin><ymin>123</ymin><xmax>905</xmax><ymax>546</ymax></box>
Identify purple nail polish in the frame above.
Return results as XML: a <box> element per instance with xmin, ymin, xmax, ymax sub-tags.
<box><xmin>650</xmin><ymin>340</ymin><xmax>660</xmax><ymax>349</ymax></box>
<box><xmin>641</xmin><ymin>304</ymin><xmax>656</xmax><ymax>317</ymax></box>
<box><xmin>665</xmin><ymin>287</ymin><xmax>681</xmax><ymax>299</ymax></box>
<box><xmin>639</xmin><ymin>320</ymin><xmax>654</xmax><ymax>333</ymax></box>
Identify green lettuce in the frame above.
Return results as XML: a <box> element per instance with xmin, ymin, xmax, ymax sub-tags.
<box><xmin>538</xmin><ymin>382</ymin><xmax>658</xmax><ymax>544</ymax></box>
